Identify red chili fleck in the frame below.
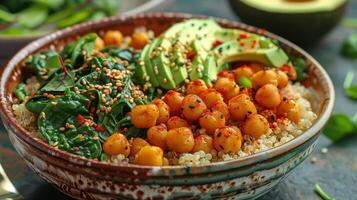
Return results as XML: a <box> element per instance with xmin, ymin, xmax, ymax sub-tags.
<box><xmin>213</xmin><ymin>40</ymin><xmax>223</xmax><ymax>47</ymax></box>
<box><xmin>218</xmin><ymin>70</ymin><xmax>236</xmax><ymax>80</ymax></box>
<box><xmin>239</xmin><ymin>33</ymin><xmax>249</xmax><ymax>39</ymax></box>
<box><xmin>87</xmin><ymin>101</ymin><xmax>91</xmax><ymax>108</ymax></box>
<box><xmin>95</xmin><ymin>124</ymin><xmax>105</xmax><ymax>132</ymax></box>
<box><xmin>73</xmin><ymin>146</ymin><xmax>80</xmax><ymax>151</ymax></box>
<box><xmin>186</xmin><ymin>50</ymin><xmax>197</xmax><ymax>60</ymax></box>
<box><xmin>192</xmin><ymin>79</ymin><xmax>204</xmax><ymax>86</ymax></box>
<box><xmin>90</xmin><ymin>107</ymin><xmax>95</xmax><ymax>114</ymax></box>
<box><xmin>76</xmin><ymin>115</ymin><xmax>85</xmax><ymax>125</ymax></box>
<box><xmin>280</xmin><ymin>64</ymin><xmax>292</xmax><ymax>72</ymax></box>
<box><xmin>251</xmin><ymin>39</ymin><xmax>257</xmax><ymax>48</ymax></box>
<box><xmin>240</xmin><ymin>42</ymin><xmax>245</xmax><ymax>47</ymax></box>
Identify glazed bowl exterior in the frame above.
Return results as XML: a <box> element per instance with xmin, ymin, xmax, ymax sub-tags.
<box><xmin>0</xmin><ymin>13</ymin><xmax>335</xmax><ymax>200</ymax></box>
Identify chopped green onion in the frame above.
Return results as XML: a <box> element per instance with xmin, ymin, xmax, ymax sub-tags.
<box><xmin>315</xmin><ymin>184</ymin><xmax>335</xmax><ymax>200</ymax></box>
<box><xmin>237</xmin><ymin>77</ymin><xmax>252</xmax><ymax>88</ymax></box>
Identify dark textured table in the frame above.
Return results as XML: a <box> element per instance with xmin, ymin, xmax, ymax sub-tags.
<box><xmin>1</xmin><ymin>0</ymin><xmax>357</xmax><ymax>199</ymax></box>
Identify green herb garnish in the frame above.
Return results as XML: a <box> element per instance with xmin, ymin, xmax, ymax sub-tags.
<box><xmin>315</xmin><ymin>184</ymin><xmax>336</xmax><ymax>200</ymax></box>
<box><xmin>341</xmin><ymin>33</ymin><xmax>357</xmax><ymax>59</ymax></box>
<box><xmin>237</xmin><ymin>77</ymin><xmax>252</xmax><ymax>88</ymax></box>
<box><xmin>323</xmin><ymin>113</ymin><xmax>357</xmax><ymax>142</ymax></box>
<box><xmin>343</xmin><ymin>71</ymin><xmax>357</xmax><ymax>100</ymax></box>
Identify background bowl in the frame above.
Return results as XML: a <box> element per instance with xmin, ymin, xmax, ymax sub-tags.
<box><xmin>0</xmin><ymin>13</ymin><xmax>335</xmax><ymax>200</ymax></box>
<box><xmin>0</xmin><ymin>0</ymin><xmax>169</xmax><ymax>58</ymax></box>
<box><xmin>228</xmin><ymin>0</ymin><xmax>347</xmax><ymax>45</ymax></box>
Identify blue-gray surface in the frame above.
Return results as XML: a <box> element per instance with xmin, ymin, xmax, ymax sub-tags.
<box><xmin>1</xmin><ymin>0</ymin><xmax>357</xmax><ymax>199</ymax></box>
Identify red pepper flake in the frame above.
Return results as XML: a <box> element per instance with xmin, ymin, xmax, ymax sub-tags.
<box><xmin>218</xmin><ymin>70</ymin><xmax>236</xmax><ymax>80</ymax></box>
<box><xmin>251</xmin><ymin>39</ymin><xmax>257</xmax><ymax>49</ymax></box>
<box><xmin>94</xmin><ymin>124</ymin><xmax>105</xmax><ymax>132</ymax></box>
<box><xmin>186</xmin><ymin>50</ymin><xmax>197</xmax><ymax>60</ymax></box>
<box><xmin>192</xmin><ymin>79</ymin><xmax>205</xmax><ymax>86</ymax></box>
<box><xmin>213</xmin><ymin>40</ymin><xmax>223</xmax><ymax>47</ymax></box>
<box><xmin>90</xmin><ymin>107</ymin><xmax>95</xmax><ymax>114</ymax></box>
<box><xmin>239</xmin><ymin>33</ymin><xmax>249</xmax><ymax>39</ymax></box>
<box><xmin>240</xmin><ymin>42</ymin><xmax>245</xmax><ymax>47</ymax></box>
<box><xmin>72</xmin><ymin>146</ymin><xmax>80</xmax><ymax>151</ymax></box>
<box><xmin>76</xmin><ymin>115</ymin><xmax>85</xmax><ymax>125</ymax></box>
<box><xmin>87</xmin><ymin>101</ymin><xmax>91</xmax><ymax>109</ymax></box>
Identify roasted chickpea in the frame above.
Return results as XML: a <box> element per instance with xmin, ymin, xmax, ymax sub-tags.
<box><xmin>260</xmin><ymin>109</ymin><xmax>277</xmax><ymax>123</ymax></box>
<box><xmin>166</xmin><ymin>116</ymin><xmax>190</xmax><ymax>129</ymax></box>
<box><xmin>276</xmin><ymin>70</ymin><xmax>289</xmax><ymax>88</ymax></box>
<box><xmin>134</xmin><ymin>146</ymin><xmax>163</xmax><ymax>166</ymax></box>
<box><xmin>213</xmin><ymin>126</ymin><xmax>243</xmax><ymax>154</ymax></box>
<box><xmin>250</xmin><ymin>69</ymin><xmax>278</xmax><ymax>89</ymax></box>
<box><xmin>234</xmin><ymin>65</ymin><xmax>254</xmax><ymax>80</ymax></box>
<box><xmin>228</xmin><ymin>94</ymin><xmax>257</xmax><ymax>121</ymax></box>
<box><xmin>166</xmin><ymin>127</ymin><xmax>195</xmax><ymax>153</ymax></box>
<box><xmin>131</xmin><ymin>104</ymin><xmax>159</xmax><ymax>128</ymax></box>
<box><xmin>103</xmin><ymin>30</ymin><xmax>123</xmax><ymax>47</ymax></box>
<box><xmin>199</xmin><ymin>110</ymin><xmax>226</xmax><ymax>134</ymax></box>
<box><xmin>280</xmin><ymin>64</ymin><xmax>297</xmax><ymax>81</ymax></box>
<box><xmin>199</xmin><ymin>88</ymin><xmax>224</xmax><ymax>108</ymax></box>
<box><xmin>211</xmin><ymin>101</ymin><xmax>230</xmax><ymax>121</ymax></box>
<box><xmin>130</xmin><ymin>32</ymin><xmax>150</xmax><ymax>49</ymax></box>
<box><xmin>277</xmin><ymin>98</ymin><xmax>301</xmax><ymax>124</ymax></box>
<box><xmin>187</xmin><ymin>79</ymin><xmax>208</xmax><ymax>95</ymax></box>
<box><xmin>94</xmin><ymin>37</ymin><xmax>105</xmax><ymax>50</ymax></box>
<box><xmin>151</xmin><ymin>99</ymin><xmax>170</xmax><ymax>124</ymax></box>
<box><xmin>163</xmin><ymin>90</ymin><xmax>184</xmax><ymax>116</ymax></box>
<box><xmin>255</xmin><ymin>84</ymin><xmax>281</xmax><ymax>108</ymax></box>
<box><xmin>242</xmin><ymin>114</ymin><xmax>269</xmax><ymax>138</ymax></box>
<box><xmin>103</xmin><ymin>133</ymin><xmax>130</xmax><ymax>156</ymax></box>
<box><xmin>181</xmin><ymin>94</ymin><xmax>207</xmax><ymax>121</ymax></box>
<box><xmin>214</xmin><ymin>77</ymin><xmax>240</xmax><ymax>101</ymax></box>
<box><xmin>130</xmin><ymin>138</ymin><xmax>150</xmax><ymax>156</ymax></box>
<box><xmin>191</xmin><ymin>134</ymin><xmax>214</xmax><ymax>153</ymax></box>
<box><xmin>147</xmin><ymin>124</ymin><xmax>168</xmax><ymax>150</ymax></box>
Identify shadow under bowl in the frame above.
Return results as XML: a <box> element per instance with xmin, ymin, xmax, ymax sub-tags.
<box><xmin>0</xmin><ymin>12</ymin><xmax>335</xmax><ymax>200</ymax></box>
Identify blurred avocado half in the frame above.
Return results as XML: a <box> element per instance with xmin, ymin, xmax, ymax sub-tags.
<box><xmin>229</xmin><ymin>0</ymin><xmax>347</xmax><ymax>44</ymax></box>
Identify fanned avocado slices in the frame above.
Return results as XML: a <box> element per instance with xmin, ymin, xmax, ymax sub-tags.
<box><xmin>135</xmin><ymin>18</ymin><xmax>290</xmax><ymax>90</ymax></box>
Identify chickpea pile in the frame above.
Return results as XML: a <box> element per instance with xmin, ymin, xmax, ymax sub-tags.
<box><xmin>103</xmin><ymin>63</ymin><xmax>302</xmax><ymax>166</ymax></box>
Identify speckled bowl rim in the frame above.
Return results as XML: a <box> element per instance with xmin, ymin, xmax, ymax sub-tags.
<box><xmin>0</xmin><ymin>12</ymin><xmax>335</xmax><ymax>175</ymax></box>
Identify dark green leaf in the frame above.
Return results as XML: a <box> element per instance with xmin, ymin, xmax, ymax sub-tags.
<box><xmin>25</xmin><ymin>96</ymin><xmax>49</xmax><ymax>114</ymax></box>
<box><xmin>17</xmin><ymin>5</ymin><xmax>48</xmax><ymax>28</ymax></box>
<box><xmin>323</xmin><ymin>113</ymin><xmax>357</xmax><ymax>142</ymax></box>
<box><xmin>39</xmin><ymin>71</ymin><xmax>75</xmax><ymax>93</ymax></box>
<box><xmin>341</xmin><ymin>33</ymin><xmax>357</xmax><ymax>59</ymax></box>
<box><xmin>57</xmin><ymin>7</ymin><xmax>92</xmax><ymax>28</ymax></box>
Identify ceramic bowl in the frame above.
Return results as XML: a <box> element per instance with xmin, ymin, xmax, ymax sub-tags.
<box><xmin>0</xmin><ymin>13</ymin><xmax>335</xmax><ymax>200</ymax></box>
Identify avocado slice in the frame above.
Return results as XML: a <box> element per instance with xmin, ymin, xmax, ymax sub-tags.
<box><xmin>214</xmin><ymin>40</ymin><xmax>289</xmax><ymax>69</ymax></box>
<box><xmin>202</xmin><ymin>55</ymin><xmax>218</xmax><ymax>86</ymax></box>
<box><xmin>151</xmin><ymin>38</ymin><xmax>176</xmax><ymax>89</ymax></box>
<box><xmin>143</xmin><ymin>39</ymin><xmax>160</xmax><ymax>88</ymax></box>
<box><xmin>134</xmin><ymin>44</ymin><xmax>149</xmax><ymax>84</ymax></box>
